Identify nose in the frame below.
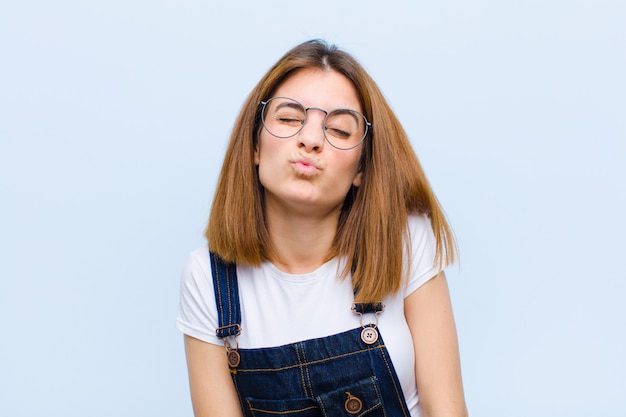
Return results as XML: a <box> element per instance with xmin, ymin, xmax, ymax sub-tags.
<box><xmin>298</xmin><ymin>108</ymin><xmax>326</xmax><ymax>152</ymax></box>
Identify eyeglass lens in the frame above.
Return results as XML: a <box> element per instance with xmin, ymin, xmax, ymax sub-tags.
<box><xmin>262</xmin><ymin>97</ymin><xmax>367</xmax><ymax>149</ymax></box>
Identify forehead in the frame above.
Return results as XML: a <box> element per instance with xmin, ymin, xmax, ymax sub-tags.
<box><xmin>273</xmin><ymin>68</ymin><xmax>362</xmax><ymax>112</ymax></box>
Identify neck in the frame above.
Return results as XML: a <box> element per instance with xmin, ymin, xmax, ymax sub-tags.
<box><xmin>265</xmin><ymin>207</ymin><xmax>340</xmax><ymax>274</ymax></box>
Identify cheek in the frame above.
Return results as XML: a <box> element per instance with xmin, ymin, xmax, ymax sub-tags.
<box><xmin>254</xmin><ymin>135</ymin><xmax>280</xmax><ymax>184</ymax></box>
<box><xmin>254</xmin><ymin>133</ymin><xmax>272</xmax><ymax>166</ymax></box>
<box><xmin>253</xmin><ymin>127</ymin><xmax>264</xmax><ymax>165</ymax></box>
<box><xmin>345</xmin><ymin>150</ymin><xmax>364</xmax><ymax>186</ymax></box>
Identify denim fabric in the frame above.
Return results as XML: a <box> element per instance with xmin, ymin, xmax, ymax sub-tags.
<box><xmin>210</xmin><ymin>252</ymin><xmax>411</xmax><ymax>416</ymax></box>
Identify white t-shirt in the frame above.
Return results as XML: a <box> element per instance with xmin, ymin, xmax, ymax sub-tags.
<box><xmin>176</xmin><ymin>214</ymin><xmax>439</xmax><ymax>416</ymax></box>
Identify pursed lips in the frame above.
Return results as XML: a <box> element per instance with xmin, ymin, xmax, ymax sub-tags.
<box><xmin>290</xmin><ymin>156</ymin><xmax>322</xmax><ymax>175</ymax></box>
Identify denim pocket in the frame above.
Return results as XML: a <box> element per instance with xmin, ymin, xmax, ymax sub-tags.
<box><xmin>245</xmin><ymin>397</ymin><xmax>321</xmax><ymax>417</ymax></box>
<box><xmin>317</xmin><ymin>376</ymin><xmax>384</xmax><ymax>417</ymax></box>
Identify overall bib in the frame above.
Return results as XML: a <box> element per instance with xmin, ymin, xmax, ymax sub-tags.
<box><xmin>210</xmin><ymin>252</ymin><xmax>412</xmax><ymax>417</ymax></box>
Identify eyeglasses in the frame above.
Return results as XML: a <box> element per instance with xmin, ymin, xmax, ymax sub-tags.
<box><xmin>259</xmin><ymin>97</ymin><xmax>371</xmax><ymax>150</ymax></box>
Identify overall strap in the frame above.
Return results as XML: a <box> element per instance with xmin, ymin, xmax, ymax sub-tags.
<box><xmin>209</xmin><ymin>251</ymin><xmax>242</xmax><ymax>339</ymax></box>
<box><xmin>352</xmin><ymin>294</ymin><xmax>385</xmax><ymax>345</ymax></box>
<box><xmin>352</xmin><ymin>279</ymin><xmax>385</xmax><ymax>344</ymax></box>
<box><xmin>352</xmin><ymin>302</ymin><xmax>384</xmax><ymax>314</ymax></box>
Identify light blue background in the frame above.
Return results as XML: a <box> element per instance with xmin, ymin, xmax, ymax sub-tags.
<box><xmin>1</xmin><ymin>1</ymin><xmax>625</xmax><ymax>416</ymax></box>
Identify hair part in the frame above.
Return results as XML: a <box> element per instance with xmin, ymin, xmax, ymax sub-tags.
<box><xmin>207</xmin><ymin>39</ymin><xmax>456</xmax><ymax>303</ymax></box>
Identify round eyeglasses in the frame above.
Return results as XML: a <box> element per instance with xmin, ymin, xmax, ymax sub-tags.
<box><xmin>259</xmin><ymin>97</ymin><xmax>371</xmax><ymax>150</ymax></box>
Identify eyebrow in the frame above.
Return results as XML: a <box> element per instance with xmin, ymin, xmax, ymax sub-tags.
<box><xmin>272</xmin><ymin>98</ymin><xmax>363</xmax><ymax>125</ymax></box>
<box><xmin>328</xmin><ymin>108</ymin><xmax>361</xmax><ymax>125</ymax></box>
<box><xmin>274</xmin><ymin>101</ymin><xmax>303</xmax><ymax>112</ymax></box>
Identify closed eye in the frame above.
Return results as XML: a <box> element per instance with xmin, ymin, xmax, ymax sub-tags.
<box><xmin>278</xmin><ymin>117</ymin><xmax>303</xmax><ymax>123</ymax></box>
<box><xmin>325</xmin><ymin>127</ymin><xmax>351</xmax><ymax>139</ymax></box>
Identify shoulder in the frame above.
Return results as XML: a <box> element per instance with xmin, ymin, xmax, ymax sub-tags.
<box><xmin>404</xmin><ymin>213</ymin><xmax>439</xmax><ymax>297</ymax></box>
<box><xmin>406</xmin><ymin>213</ymin><xmax>436</xmax><ymax>248</ymax></box>
<box><xmin>179</xmin><ymin>247</ymin><xmax>213</xmax><ymax>290</ymax></box>
<box><xmin>189</xmin><ymin>246</ymin><xmax>212</xmax><ymax>265</ymax></box>
<box><xmin>180</xmin><ymin>247</ymin><xmax>214</xmax><ymax>292</ymax></box>
<box><xmin>176</xmin><ymin>246</ymin><xmax>223</xmax><ymax>345</ymax></box>
<box><xmin>407</xmin><ymin>212</ymin><xmax>432</xmax><ymax>231</ymax></box>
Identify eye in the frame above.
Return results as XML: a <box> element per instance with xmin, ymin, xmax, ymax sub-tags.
<box><xmin>273</xmin><ymin>109</ymin><xmax>305</xmax><ymax>125</ymax></box>
<box><xmin>325</xmin><ymin>127</ymin><xmax>352</xmax><ymax>139</ymax></box>
<box><xmin>325</xmin><ymin>111</ymin><xmax>361</xmax><ymax>140</ymax></box>
<box><xmin>278</xmin><ymin>116</ymin><xmax>304</xmax><ymax>124</ymax></box>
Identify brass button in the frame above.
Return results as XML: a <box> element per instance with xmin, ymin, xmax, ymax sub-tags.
<box><xmin>360</xmin><ymin>327</ymin><xmax>379</xmax><ymax>344</ymax></box>
<box><xmin>227</xmin><ymin>350</ymin><xmax>240</xmax><ymax>368</ymax></box>
<box><xmin>344</xmin><ymin>396</ymin><xmax>363</xmax><ymax>414</ymax></box>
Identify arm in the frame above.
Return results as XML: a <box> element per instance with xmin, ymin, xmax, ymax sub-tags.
<box><xmin>184</xmin><ymin>335</ymin><xmax>243</xmax><ymax>417</ymax></box>
<box><xmin>404</xmin><ymin>272</ymin><xmax>468</xmax><ymax>417</ymax></box>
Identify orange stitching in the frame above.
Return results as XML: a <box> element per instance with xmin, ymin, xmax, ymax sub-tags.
<box><xmin>236</xmin><ymin>344</ymin><xmax>384</xmax><ymax>373</ymax></box>
<box><xmin>212</xmin><ymin>256</ymin><xmax>225</xmax><ymax>329</ymax></box>
<box><xmin>301</xmin><ymin>343</ymin><xmax>314</xmax><ymax>397</ymax></box>
<box><xmin>369</xmin><ymin>376</ymin><xmax>386</xmax><ymax>417</ymax></box>
<box><xmin>378</xmin><ymin>346</ymin><xmax>409</xmax><ymax>417</ymax></box>
<box><xmin>318</xmin><ymin>395</ymin><xmax>328</xmax><ymax>417</ymax></box>
<box><xmin>294</xmin><ymin>344</ymin><xmax>310</xmax><ymax>398</ymax></box>
<box><xmin>245</xmin><ymin>399</ymin><xmax>255</xmax><ymax>417</ymax></box>
<box><xmin>225</xmin><ymin>262</ymin><xmax>233</xmax><ymax>332</ymax></box>
<box><xmin>247</xmin><ymin>405</ymin><xmax>318</xmax><ymax>415</ymax></box>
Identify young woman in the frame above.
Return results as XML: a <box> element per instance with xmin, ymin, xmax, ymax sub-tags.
<box><xmin>177</xmin><ymin>40</ymin><xmax>468</xmax><ymax>417</ymax></box>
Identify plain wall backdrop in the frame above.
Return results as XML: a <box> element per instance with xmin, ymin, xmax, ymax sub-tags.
<box><xmin>1</xmin><ymin>1</ymin><xmax>625</xmax><ymax>416</ymax></box>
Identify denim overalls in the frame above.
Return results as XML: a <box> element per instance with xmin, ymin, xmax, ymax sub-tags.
<box><xmin>210</xmin><ymin>252</ymin><xmax>412</xmax><ymax>416</ymax></box>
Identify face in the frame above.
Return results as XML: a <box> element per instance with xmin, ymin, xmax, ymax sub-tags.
<box><xmin>254</xmin><ymin>68</ymin><xmax>364</xmax><ymax>218</ymax></box>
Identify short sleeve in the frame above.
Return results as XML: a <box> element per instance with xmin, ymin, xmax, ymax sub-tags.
<box><xmin>403</xmin><ymin>214</ymin><xmax>440</xmax><ymax>297</ymax></box>
<box><xmin>175</xmin><ymin>247</ymin><xmax>223</xmax><ymax>346</ymax></box>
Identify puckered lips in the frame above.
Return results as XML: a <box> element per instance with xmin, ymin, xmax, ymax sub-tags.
<box><xmin>290</xmin><ymin>155</ymin><xmax>322</xmax><ymax>177</ymax></box>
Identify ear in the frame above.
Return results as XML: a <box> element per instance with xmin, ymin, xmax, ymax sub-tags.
<box><xmin>352</xmin><ymin>171</ymin><xmax>363</xmax><ymax>187</ymax></box>
<box><xmin>253</xmin><ymin>142</ymin><xmax>260</xmax><ymax>165</ymax></box>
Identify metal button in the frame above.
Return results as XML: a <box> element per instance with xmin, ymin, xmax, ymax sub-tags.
<box><xmin>360</xmin><ymin>326</ymin><xmax>379</xmax><ymax>344</ymax></box>
<box><xmin>227</xmin><ymin>350</ymin><xmax>240</xmax><ymax>368</ymax></box>
<box><xmin>345</xmin><ymin>396</ymin><xmax>363</xmax><ymax>414</ymax></box>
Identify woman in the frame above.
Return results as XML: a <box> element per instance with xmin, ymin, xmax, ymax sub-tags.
<box><xmin>177</xmin><ymin>40</ymin><xmax>468</xmax><ymax>417</ymax></box>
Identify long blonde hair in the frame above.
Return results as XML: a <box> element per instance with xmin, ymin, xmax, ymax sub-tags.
<box><xmin>207</xmin><ymin>40</ymin><xmax>456</xmax><ymax>303</ymax></box>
